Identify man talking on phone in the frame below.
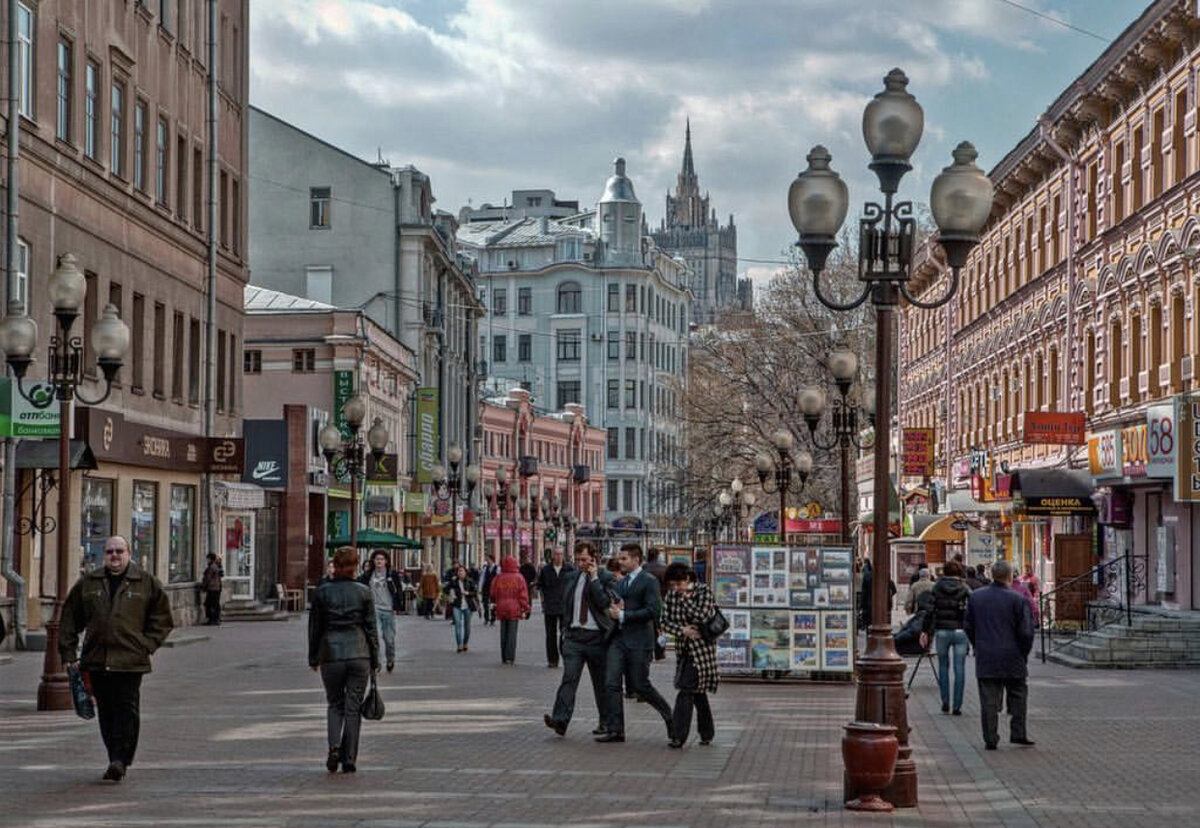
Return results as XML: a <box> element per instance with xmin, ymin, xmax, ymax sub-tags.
<box><xmin>544</xmin><ymin>542</ymin><xmax>612</xmax><ymax>737</ymax></box>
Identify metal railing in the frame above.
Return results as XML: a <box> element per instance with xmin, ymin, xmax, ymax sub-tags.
<box><xmin>1038</xmin><ymin>553</ymin><xmax>1148</xmax><ymax>663</ymax></box>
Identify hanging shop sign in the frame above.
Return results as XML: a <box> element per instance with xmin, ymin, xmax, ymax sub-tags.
<box><xmin>0</xmin><ymin>378</ymin><xmax>60</xmax><ymax>437</ymax></box>
<box><xmin>242</xmin><ymin>420</ymin><xmax>288</xmax><ymax>488</ymax></box>
<box><xmin>1087</xmin><ymin>429</ymin><xmax>1123</xmax><ymax>480</ymax></box>
<box><xmin>1120</xmin><ymin>423</ymin><xmax>1148</xmax><ymax>479</ymax></box>
<box><xmin>78</xmin><ymin>409</ymin><xmax>244</xmax><ymax>474</ymax></box>
<box><xmin>1022</xmin><ymin>412</ymin><xmax>1086</xmax><ymax>445</ymax></box>
<box><xmin>333</xmin><ymin>370</ymin><xmax>355</xmax><ymax>440</ymax></box>
<box><xmin>365</xmin><ymin>453</ymin><xmax>399</xmax><ymax>484</ymax></box>
<box><xmin>1146</xmin><ymin>403</ymin><xmax>1177</xmax><ymax>480</ymax></box>
<box><xmin>1175</xmin><ymin>392</ymin><xmax>1200</xmax><ymax>503</ymax></box>
<box><xmin>902</xmin><ymin>428</ymin><xmax>934</xmax><ymax>477</ymax></box>
<box><xmin>414</xmin><ymin>387</ymin><xmax>439</xmax><ymax>485</ymax></box>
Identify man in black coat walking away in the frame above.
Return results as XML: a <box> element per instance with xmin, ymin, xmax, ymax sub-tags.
<box><xmin>964</xmin><ymin>560</ymin><xmax>1035</xmax><ymax>751</ymax></box>
<box><xmin>536</xmin><ymin>548</ymin><xmax>574</xmax><ymax>668</ymax></box>
<box><xmin>479</xmin><ymin>554</ymin><xmax>499</xmax><ymax>625</ymax></box>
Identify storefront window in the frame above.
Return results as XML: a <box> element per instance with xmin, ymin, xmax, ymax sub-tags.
<box><xmin>80</xmin><ymin>477</ymin><xmax>114</xmax><ymax>571</ymax></box>
<box><xmin>224</xmin><ymin>513</ymin><xmax>254</xmax><ymax>598</ymax></box>
<box><xmin>168</xmin><ymin>484</ymin><xmax>195</xmax><ymax>583</ymax></box>
<box><xmin>131</xmin><ymin>481</ymin><xmax>158</xmax><ymax>574</ymax></box>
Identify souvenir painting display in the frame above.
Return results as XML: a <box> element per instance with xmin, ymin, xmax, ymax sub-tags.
<box><xmin>716</xmin><ymin>609</ymin><xmax>751</xmax><ymax>668</ymax></box>
<box><xmin>791</xmin><ymin>611</ymin><xmax>820</xmax><ymax>668</ymax></box>
<box><xmin>821</xmin><ymin>610</ymin><xmax>853</xmax><ymax>669</ymax></box>
<box><xmin>749</xmin><ymin>610</ymin><xmax>791</xmax><ymax>670</ymax></box>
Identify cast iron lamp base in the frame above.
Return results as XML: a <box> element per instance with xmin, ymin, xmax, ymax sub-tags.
<box><xmin>36</xmin><ymin>619</ymin><xmax>72</xmax><ymax>711</ymax></box>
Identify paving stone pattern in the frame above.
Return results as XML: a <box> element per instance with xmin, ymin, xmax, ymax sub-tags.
<box><xmin>0</xmin><ymin>609</ymin><xmax>1197</xmax><ymax>827</ymax></box>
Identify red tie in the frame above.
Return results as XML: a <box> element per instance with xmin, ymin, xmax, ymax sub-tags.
<box><xmin>578</xmin><ymin>575</ymin><xmax>590</xmax><ymax>624</ymax></box>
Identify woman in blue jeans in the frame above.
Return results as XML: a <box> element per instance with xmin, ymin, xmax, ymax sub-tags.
<box><xmin>443</xmin><ymin>565</ymin><xmax>479</xmax><ymax>652</ymax></box>
<box><xmin>927</xmin><ymin>560</ymin><xmax>972</xmax><ymax>714</ymax></box>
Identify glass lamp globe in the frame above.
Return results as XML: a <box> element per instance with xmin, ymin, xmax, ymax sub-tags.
<box><xmin>318</xmin><ymin>423</ymin><xmax>343</xmax><ymax>455</ymax></box>
<box><xmin>431</xmin><ymin>466</ymin><xmax>446</xmax><ymax>484</ymax></box>
<box><xmin>799</xmin><ymin>387</ymin><xmax>826</xmax><ymax>418</ymax></box>
<box><xmin>447</xmin><ymin>442</ymin><xmax>463</xmax><ymax>465</ymax></box>
<box><xmin>496</xmin><ymin>466</ymin><xmax>508</xmax><ymax>484</ymax></box>
<box><xmin>712</xmin><ymin>503</ymin><xmax>723</xmax><ymax>517</ymax></box>
<box><xmin>0</xmin><ymin>302</ymin><xmax>37</xmax><ymax>374</ymax></box>
<box><xmin>863</xmin><ymin>68</ymin><xmax>924</xmax><ymax>190</ymax></box>
<box><xmin>829</xmin><ymin>349</ymin><xmax>858</xmax><ymax>381</ymax></box>
<box><xmin>772</xmin><ymin>428</ymin><xmax>794</xmax><ymax>452</ymax></box>
<box><xmin>731</xmin><ymin>477</ymin><xmax>744</xmax><ymax>494</ymax></box>
<box><xmin>48</xmin><ymin>253</ymin><xmax>87</xmax><ymax>317</ymax></box>
<box><xmin>795</xmin><ymin>450</ymin><xmax>814</xmax><ymax>475</ymax></box>
<box><xmin>92</xmin><ymin>304</ymin><xmax>131</xmax><ymax>361</ymax></box>
<box><xmin>788</xmin><ymin>145</ymin><xmax>849</xmax><ymax>241</ymax></box>
<box><xmin>718</xmin><ymin>490</ymin><xmax>732</xmax><ymax>507</ymax></box>
<box><xmin>930</xmin><ymin>141</ymin><xmax>995</xmax><ymax>269</ymax></box>
<box><xmin>484</xmin><ymin>482</ymin><xmax>495</xmax><ymax>501</ymax></box>
<box><xmin>366</xmin><ymin>417</ymin><xmax>389</xmax><ymax>454</ymax></box>
<box><xmin>465</xmin><ymin>464</ymin><xmax>481</xmax><ymax>484</ymax></box>
<box><xmin>755</xmin><ymin>452</ymin><xmax>774</xmax><ymax>474</ymax></box>
<box><xmin>744</xmin><ymin>491</ymin><xmax>758</xmax><ymax>507</ymax></box>
<box><xmin>342</xmin><ymin>393</ymin><xmax>368</xmax><ymax>430</ymax></box>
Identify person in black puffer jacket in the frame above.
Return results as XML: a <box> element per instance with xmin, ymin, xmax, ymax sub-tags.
<box><xmin>926</xmin><ymin>560</ymin><xmax>972</xmax><ymax>715</ymax></box>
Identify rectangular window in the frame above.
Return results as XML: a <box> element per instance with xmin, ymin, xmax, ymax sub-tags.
<box><xmin>556</xmin><ymin>380</ymin><xmax>580</xmax><ymax>408</ymax></box>
<box><xmin>169</xmin><ymin>311</ymin><xmax>183</xmax><ymax>401</ymax></box>
<box><xmin>625</xmin><ymin>330</ymin><xmax>636</xmax><ymax>362</ymax></box>
<box><xmin>243</xmin><ymin>349</ymin><xmax>262</xmax><ymax>374</ymax></box>
<box><xmin>310</xmin><ymin>186</ymin><xmax>330</xmax><ymax>228</ymax></box>
<box><xmin>625</xmin><ymin>379</ymin><xmax>636</xmax><ymax>409</ymax></box>
<box><xmin>216</xmin><ymin>330</ymin><xmax>227</xmax><ymax>412</ymax></box>
<box><xmin>489</xmin><ymin>334</ymin><xmax>506</xmax><ymax>363</ymax></box>
<box><xmin>606</xmin><ymin>379</ymin><xmax>619</xmax><ymax>409</ymax></box>
<box><xmin>556</xmin><ymin>329</ymin><xmax>581</xmax><ymax>362</ymax></box>
<box><xmin>607</xmin><ymin>479</ymin><xmax>619</xmax><ymax>511</ymax></box>
<box><xmin>15</xmin><ymin>239</ymin><xmax>28</xmax><ymax>307</ymax></box>
<box><xmin>492</xmin><ymin>288</ymin><xmax>506</xmax><ymax>316</ymax></box>
<box><xmin>131</xmin><ymin>481</ymin><xmax>158</xmax><ymax>575</ymax></box>
<box><xmin>156</xmin><ymin>117</ymin><xmax>168</xmax><ymax>204</ymax></box>
<box><xmin>110</xmin><ymin>82</ymin><xmax>125</xmax><ymax>176</ymax></box>
<box><xmin>625</xmin><ymin>283</ymin><xmax>636</xmax><ymax>312</ymax></box>
<box><xmin>168</xmin><ymin>484</ymin><xmax>195</xmax><ymax>584</ymax></box>
<box><xmin>517</xmin><ymin>334</ymin><xmax>531</xmax><ymax>362</ymax></box>
<box><xmin>159</xmin><ymin>0</ymin><xmax>171</xmax><ymax>32</ymax></box>
<box><xmin>623</xmin><ymin>480</ymin><xmax>634</xmax><ymax>512</ymax></box>
<box><xmin>131</xmin><ymin>293</ymin><xmax>145</xmax><ymax>391</ymax></box>
<box><xmin>228</xmin><ymin>334</ymin><xmax>237</xmax><ymax>412</ymax></box>
<box><xmin>607</xmin><ymin>331</ymin><xmax>619</xmax><ymax>360</ymax></box>
<box><xmin>80</xmin><ymin>477</ymin><xmax>114</xmax><ymax>571</ymax></box>
<box><xmin>607</xmin><ymin>427</ymin><xmax>618</xmax><ymax>459</ymax></box>
<box><xmin>133</xmin><ymin>100</ymin><xmax>147</xmax><ymax>191</ymax></box>
<box><xmin>518</xmin><ymin>287</ymin><xmax>531</xmax><ymax>315</ymax></box>
<box><xmin>85</xmin><ymin>61</ymin><xmax>100</xmax><ymax>160</ymax></box>
<box><xmin>56</xmin><ymin>39</ymin><xmax>72</xmax><ymax>141</ymax></box>
<box><xmin>152</xmin><ymin>302</ymin><xmax>166</xmax><ymax>396</ymax></box>
<box><xmin>607</xmin><ymin>283</ymin><xmax>619</xmax><ymax>312</ymax></box>
<box><xmin>219</xmin><ymin>169</ymin><xmax>229</xmax><ymax>247</ymax></box>
<box><xmin>625</xmin><ymin>427</ymin><xmax>636</xmax><ymax>459</ymax></box>
<box><xmin>16</xmin><ymin>3</ymin><xmax>32</xmax><ymax>119</ymax></box>
<box><xmin>176</xmin><ymin>135</ymin><xmax>187</xmax><ymax>219</ymax></box>
<box><xmin>192</xmin><ymin>147</ymin><xmax>203</xmax><ymax>229</ymax></box>
<box><xmin>188</xmin><ymin>318</ymin><xmax>200</xmax><ymax>403</ymax></box>
<box><xmin>292</xmin><ymin>348</ymin><xmax>316</xmax><ymax>373</ymax></box>
<box><xmin>231</xmin><ymin>177</ymin><xmax>241</xmax><ymax>254</ymax></box>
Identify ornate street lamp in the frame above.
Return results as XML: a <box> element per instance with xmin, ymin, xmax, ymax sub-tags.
<box><xmin>485</xmin><ymin>466</ymin><xmax>517</xmax><ymax>558</ymax></box>
<box><xmin>799</xmin><ymin>347</ymin><xmax>876</xmax><ymax>544</ymax></box>
<box><xmin>716</xmin><ymin>481</ymin><xmax>756</xmax><ymax>542</ymax></box>
<box><xmin>789</xmin><ymin>68</ymin><xmax>993</xmax><ymax>809</ymax></box>
<box><xmin>430</xmin><ymin>442</ymin><xmax>479</xmax><ymax>567</ymax></box>
<box><xmin>755</xmin><ymin>428</ymin><xmax>813</xmax><ymax>543</ymax></box>
<box><xmin>0</xmin><ymin>254</ymin><xmax>130</xmax><ymax>711</ymax></box>
<box><xmin>319</xmin><ymin>398</ymin><xmax>388</xmax><ymax>552</ymax></box>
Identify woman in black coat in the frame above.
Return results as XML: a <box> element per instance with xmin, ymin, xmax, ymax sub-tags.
<box><xmin>442</xmin><ymin>564</ymin><xmax>479</xmax><ymax>652</ymax></box>
<box><xmin>925</xmin><ymin>560</ymin><xmax>972</xmax><ymax>715</ymax></box>
<box><xmin>309</xmin><ymin>546</ymin><xmax>379</xmax><ymax>773</ymax></box>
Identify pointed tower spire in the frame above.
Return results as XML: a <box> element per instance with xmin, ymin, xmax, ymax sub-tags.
<box><xmin>681</xmin><ymin>117</ymin><xmax>695</xmax><ymax>178</ymax></box>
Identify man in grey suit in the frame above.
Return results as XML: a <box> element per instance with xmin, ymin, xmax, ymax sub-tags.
<box><xmin>596</xmin><ymin>543</ymin><xmax>673</xmax><ymax>743</ymax></box>
<box><xmin>544</xmin><ymin>543</ymin><xmax>612</xmax><ymax>737</ymax></box>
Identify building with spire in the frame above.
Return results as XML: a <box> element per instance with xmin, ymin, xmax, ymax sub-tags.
<box><xmin>652</xmin><ymin>121</ymin><xmax>746</xmax><ymax>324</ymax></box>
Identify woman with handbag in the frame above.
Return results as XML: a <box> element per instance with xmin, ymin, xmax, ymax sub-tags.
<box><xmin>661</xmin><ymin>562</ymin><xmax>721</xmax><ymax>749</ymax></box>
<box><xmin>443</xmin><ymin>564</ymin><xmax>479</xmax><ymax>652</ymax></box>
<box><xmin>308</xmin><ymin>546</ymin><xmax>380</xmax><ymax>774</ymax></box>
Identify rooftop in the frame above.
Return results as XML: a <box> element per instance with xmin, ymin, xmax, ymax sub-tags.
<box><xmin>244</xmin><ymin>285</ymin><xmax>336</xmax><ymax>313</ymax></box>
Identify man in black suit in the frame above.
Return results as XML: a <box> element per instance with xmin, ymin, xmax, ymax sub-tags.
<box><xmin>596</xmin><ymin>543</ymin><xmax>673</xmax><ymax>743</ymax></box>
<box><xmin>544</xmin><ymin>543</ymin><xmax>611</xmax><ymax>737</ymax></box>
<box><xmin>536</xmin><ymin>548</ymin><xmax>575</xmax><ymax>668</ymax></box>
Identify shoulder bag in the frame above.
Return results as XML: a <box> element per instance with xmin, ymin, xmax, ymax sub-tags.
<box><xmin>361</xmin><ymin>674</ymin><xmax>385</xmax><ymax>721</ymax></box>
<box><xmin>702</xmin><ymin>606</ymin><xmax>730</xmax><ymax>642</ymax></box>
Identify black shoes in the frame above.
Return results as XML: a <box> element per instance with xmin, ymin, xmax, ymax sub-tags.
<box><xmin>984</xmin><ymin>743</ymin><xmax>998</xmax><ymax>750</ymax></box>
<box><xmin>342</xmin><ymin>761</ymin><xmax>357</xmax><ymax>773</ymax></box>
<box><xmin>386</xmin><ymin>662</ymin><xmax>394</xmax><ymax>673</ymax></box>
<box><xmin>102</xmin><ymin>761</ymin><xmax>126</xmax><ymax>782</ymax></box>
<box><xmin>547</xmin><ymin>663</ymin><xmax>559</xmax><ymax>669</ymax></box>
<box><xmin>952</xmin><ymin>709</ymin><xmax>962</xmax><ymax>716</ymax></box>
<box><xmin>544</xmin><ymin>714</ymin><xmax>567</xmax><ymax>736</ymax></box>
<box><xmin>326</xmin><ymin>747</ymin><xmax>340</xmax><ymax>773</ymax></box>
<box><xmin>668</xmin><ymin>739</ymin><xmax>684</xmax><ymax>749</ymax></box>
<box><xmin>594</xmin><ymin>731</ymin><xmax>625</xmax><ymax>743</ymax></box>
<box><xmin>591</xmin><ymin>726</ymin><xmax>607</xmax><ymax>735</ymax></box>
<box><xmin>1012</xmin><ymin>738</ymin><xmax>1036</xmax><ymax>746</ymax></box>
<box><xmin>941</xmin><ymin>704</ymin><xmax>950</xmax><ymax>713</ymax></box>
<box><xmin>699</xmin><ymin>739</ymin><xmax>712</xmax><ymax>746</ymax></box>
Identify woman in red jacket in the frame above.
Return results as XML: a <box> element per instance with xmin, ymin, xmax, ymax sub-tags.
<box><xmin>490</xmin><ymin>556</ymin><xmax>531</xmax><ymax>664</ymax></box>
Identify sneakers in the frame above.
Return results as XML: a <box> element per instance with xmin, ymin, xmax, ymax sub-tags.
<box><xmin>102</xmin><ymin>761</ymin><xmax>126</xmax><ymax>782</ymax></box>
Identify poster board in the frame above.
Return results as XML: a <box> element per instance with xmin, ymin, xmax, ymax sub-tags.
<box><xmin>711</xmin><ymin>544</ymin><xmax>855</xmax><ymax>676</ymax></box>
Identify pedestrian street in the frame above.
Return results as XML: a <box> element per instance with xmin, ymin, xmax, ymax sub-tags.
<box><xmin>0</xmin><ymin>610</ymin><xmax>1197</xmax><ymax>828</ymax></box>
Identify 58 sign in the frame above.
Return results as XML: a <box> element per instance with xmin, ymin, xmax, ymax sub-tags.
<box><xmin>1146</xmin><ymin>403</ymin><xmax>1176</xmax><ymax>479</ymax></box>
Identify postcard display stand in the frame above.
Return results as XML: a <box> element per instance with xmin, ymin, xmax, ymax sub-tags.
<box><xmin>711</xmin><ymin>544</ymin><xmax>855</xmax><ymax>676</ymax></box>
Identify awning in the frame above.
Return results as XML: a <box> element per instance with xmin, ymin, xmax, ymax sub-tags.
<box><xmin>15</xmin><ymin>439</ymin><xmax>97</xmax><ymax>470</ymax></box>
<box><xmin>213</xmin><ymin>481</ymin><xmax>266</xmax><ymax>510</ymax></box>
<box><xmin>1011</xmin><ymin>469</ymin><xmax>1096</xmax><ymax>515</ymax></box>
<box><xmin>918</xmin><ymin>514</ymin><xmax>965</xmax><ymax>543</ymax></box>
<box><xmin>946</xmin><ymin>490</ymin><xmax>1008</xmax><ymax>514</ymax></box>
<box><xmin>325</xmin><ymin>528</ymin><xmax>421</xmax><ymax>549</ymax></box>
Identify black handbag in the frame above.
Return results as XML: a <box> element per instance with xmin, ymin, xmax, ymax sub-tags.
<box><xmin>68</xmin><ymin>664</ymin><xmax>95</xmax><ymax>720</ymax></box>
<box><xmin>361</xmin><ymin>675</ymin><xmax>385</xmax><ymax>721</ymax></box>
<box><xmin>702</xmin><ymin>607</ymin><xmax>730</xmax><ymax>642</ymax></box>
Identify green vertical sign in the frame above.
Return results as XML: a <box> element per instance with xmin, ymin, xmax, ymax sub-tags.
<box><xmin>0</xmin><ymin>379</ymin><xmax>60</xmax><ymax>436</ymax></box>
<box><xmin>333</xmin><ymin>370</ymin><xmax>355</xmax><ymax>439</ymax></box>
<box><xmin>415</xmin><ymin>387</ymin><xmax>439</xmax><ymax>485</ymax></box>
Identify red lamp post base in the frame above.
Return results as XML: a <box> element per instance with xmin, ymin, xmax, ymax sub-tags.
<box><xmin>36</xmin><ymin>619</ymin><xmax>72</xmax><ymax>712</ymax></box>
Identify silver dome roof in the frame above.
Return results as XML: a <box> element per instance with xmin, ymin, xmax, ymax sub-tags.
<box><xmin>598</xmin><ymin>157</ymin><xmax>639</xmax><ymax>204</ymax></box>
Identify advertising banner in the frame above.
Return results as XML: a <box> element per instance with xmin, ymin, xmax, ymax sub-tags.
<box><xmin>902</xmin><ymin>428</ymin><xmax>934</xmax><ymax>477</ymax></box>
<box><xmin>1087</xmin><ymin>429</ymin><xmax>1123</xmax><ymax>479</ymax></box>
<box><xmin>333</xmin><ymin>370</ymin><xmax>355</xmax><ymax>439</ymax></box>
<box><xmin>0</xmin><ymin>378</ymin><xmax>60</xmax><ymax>437</ymax></box>
<box><xmin>366</xmin><ymin>453</ymin><xmax>399</xmax><ymax>484</ymax></box>
<box><xmin>1023</xmin><ymin>411</ymin><xmax>1086</xmax><ymax>445</ymax></box>
<box><xmin>415</xmin><ymin>387</ymin><xmax>439</xmax><ymax>485</ymax></box>
<box><xmin>1175</xmin><ymin>392</ymin><xmax>1200</xmax><ymax>502</ymax></box>
<box><xmin>1146</xmin><ymin>403</ymin><xmax>1176</xmax><ymax>479</ymax></box>
<box><xmin>242</xmin><ymin>420</ymin><xmax>288</xmax><ymax>487</ymax></box>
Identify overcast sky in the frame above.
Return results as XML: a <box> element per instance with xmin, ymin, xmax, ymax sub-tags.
<box><xmin>249</xmin><ymin>0</ymin><xmax>1145</xmax><ymax>286</ymax></box>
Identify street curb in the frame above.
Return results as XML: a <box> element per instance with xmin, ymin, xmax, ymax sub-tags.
<box><xmin>162</xmin><ymin>634</ymin><xmax>210</xmax><ymax>648</ymax></box>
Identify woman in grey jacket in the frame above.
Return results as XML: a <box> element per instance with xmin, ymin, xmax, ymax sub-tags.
<box><xmin>309</xmin><ymin>546</ymin><xmax>380</xmax><ymax>773</ymax></box>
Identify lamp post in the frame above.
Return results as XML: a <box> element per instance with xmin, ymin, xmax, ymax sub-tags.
<box><xmin>798</xmin><ymin>348</ymin><xmax>876</xmax><ymax>545</ymax></box>
<box><xmin>486</xmin><ymin>467</ymin><xmax>515</xmax><ymax>558</ymax></box>
<box><xmin>716</xmin><ymin>482</ymin><xmax>756</xmax><ymax>542</ymax></box>
<box><xmin>431</xmin><ymin>442</ymin><xmax>479</xmax><ymax>567</ymax></box>
<box><xmin>788</xmin><ymin>68</ymin><xmax>993</xmax><ymax>808</ymax></box>
<box><xmin>319</xmin><ymin>398</ymin><xmax>388</xmax><ymax>552</ymax></box>
<box><xmin>0</xmin><ymin>254</ymin><xmax>131</xmax><ymax>710</ymax></box>
<box><xmin>755</xmin><ymin>429</ymin><xmax>813</xmax><ymax>543</ymax></box>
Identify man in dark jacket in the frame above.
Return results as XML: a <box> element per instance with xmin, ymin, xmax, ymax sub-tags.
<box><xmin>643</xmin><ymin>547</ymin><xmax>667</xmax><ymax>586</ymax></box>
<box><xmin>536</xmin><ymin>548</ymin><xmax>575</xmax><ymax>668</ymax></box>
<box><xmin>545</xmin><ymin>542</ymin><xmax>613</xmax><ymax>736</ymax></box>
<box><xmin>519</xmin><ymin>553</ymin><xmax>539</xmax><ymax>615</ymax></box>
<box><xmin>859</xmin><ymin>566</ymin><xmax>896</xmax><ymax>629</ymax></box>
<box><xmin>200</xmin><ymin>553</ymin><xmax>223</xmax><ymax>625</ymax></box>
<box><xmin>964</xmin><ymin>560</ymin><xmax>1035</xmax><ymax>750</ymax></box>
<box><xmin>60</xmin><ymin>534</ymin><xmax>174</xmax><ymax>782</ymax></box>
<box><xmin>479</xmin><ymin>554</ymin><xmax>499</xmax><ymax>625</ymax></box>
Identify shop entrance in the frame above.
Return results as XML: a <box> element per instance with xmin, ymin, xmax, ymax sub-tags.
<box><xmin>1052</xmin><ymin>534</ymin><xmax>1095</xmax><ymax>626</ymax></box>
<box><xmin>224</xmin><ymin>512</ymin><xmax>256</xmax><ymax>600</ymax></box>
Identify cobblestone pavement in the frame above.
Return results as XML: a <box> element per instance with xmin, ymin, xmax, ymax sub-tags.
<box><xmin>1</xmin><ymin>610</ymin><xmax>1197</xmax><ymax>828</ymax></box>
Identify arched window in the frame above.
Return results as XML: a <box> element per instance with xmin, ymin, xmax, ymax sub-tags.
<box><xmin>557</xmin><ymin>281</ymin><xmax>581</xmax><ymax>314</ymax></box>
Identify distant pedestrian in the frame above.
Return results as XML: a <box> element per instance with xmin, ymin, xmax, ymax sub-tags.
<box><xmin>200</xmin><ymin>553</ymin><xmax>223</xmax><ymax>625</ymax></box>
<box><xmin>643</xmin><ymin>547</ymin><xmax>667</xmax><ymax>587</ymax></box>
<box><xmin>320</xmin><ymin>559</ymin><xmax>336</xmax><ymax>585</ymax></box>
<box><xmin>693</xmin><ymin>551</ymin><xmax>707</xmax><ymax>586</ymax></box>
<box><xmin>905</xmin><ymin>567</ymin><xmax>934</xmax><ymax>614</ymax></box>
<box><xmin>60</xmin><ymin>534</ymin><xmax>174</xmax><ymax>782</ymax></box>
<box><xmin>309</xmin><ymin>546</ymin><xmax>380</xmax><ymax>773</ymax></box>
<box><xmin>490</xmin><ymin>556</ymin><xmax>531</xmax><ymax>664</ymax></box>
<box><xmin>358</xmin><ymin>551</ymin><xmax>403</xmax><ymax>673</ymax></box>
<box><xmin>418</xmin><ymin>564</ymin><xmax>440</xmax><ymax>620</ymax></box>
<box><xmin>859</xmin><ymin>565</ymin><xmax>896</xmax><ymax>629</ymax></box>
<box><xmin>661</xmin><ymin>562</ymin><xmax>719</xmax><ymax>749</ymax></box>
<box><xmin>926</xmin><ymin>560</ymin><xmax>971</xmax><ymax>715</ymax></box>
<box><xmin>544</xmin><ymin>543</ymin><xmax>612</xmax><ymax>737</ymax></box>
<box><xmin>964</xmin><ymin>560</ymin><xmax>1035</xmax><ymax>751</ymax></box>
<box><xmin>1012</xmin><ymin>577</ymin><xmax>1040</xmax><ymax>626</ymax></box>
<box><xmin>536</xmin><ymin>548</ymin><xmax>575</xmax><ymax>668</ymax></box>
<box><xmin>519</xmin><ymin>554</ymin><xmax>538</xmax><ymax>617</ymax></box>
<box><xmin>479</xmin><ymin>554</ymin><xmax>500</xmax><ymax>625</ymax></box>
<box><xmin>443</xmin><ymin>564</ymin><xmax>479</xmax><ymax>652</ymax></box>
<box><xmin>964</xmin><ymin>566</ymin><xmax>986</xmax><ymax>591</ymax></box>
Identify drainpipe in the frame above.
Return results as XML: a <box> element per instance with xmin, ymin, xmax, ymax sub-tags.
<box><xmin>1039</xmin><ymin>117</ymin><xmax>1077</xmax><ymax>419</ymax></box>
<box><xmin>202</xmin><ymin>0</ymin><xmax>219</xmax><ymax>570</ymax></box>
<box><xmin>2</xmin><ymin>0</ymin><xmax>28</xmax><ymax>647</ymax></box>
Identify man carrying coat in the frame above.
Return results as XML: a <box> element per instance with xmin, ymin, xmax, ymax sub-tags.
<box><xmin>60</xmin><ymin>534</ymin><xmax>174</xmax><ymax>782</ymax></box>
<box><xmin>544</xmin><ymin>543</ymin><xmax>612</xmax><ymax>737</ymax></box>
<box><xmin>964</xmin><ymin>559</ymin><xmax>1035</xmax><ymax>751</ymax></box>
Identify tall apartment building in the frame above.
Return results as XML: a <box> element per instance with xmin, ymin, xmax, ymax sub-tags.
<box><xmin>901</xmin><ymin>0</ymin><xmax>1200</xmax><ymax>610</ymax></box>
<box><xmin>457</xmin><ymin>159</ymin><xmax>693</xmax><ymax>540</ymax></box>
<box><xmin>1</xmin><ymin>1</ymin><xmax>249</xmax><ymax>628</ymax></box>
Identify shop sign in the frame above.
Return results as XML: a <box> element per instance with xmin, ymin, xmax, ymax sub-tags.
<box><xmin>404</xmin><ymin>492</ymin><xmax>427</xmax><ymax>513</ymax></box>
<box><xmin>952</xmin><ymin>457</ymin><xmax>972</xmax><ymax>486</ymax></box>
<box><xmin>78</xmin><ymin>409</ymin><xmax>244</xmax><ymax>474</ymax></box>
<box><xmin>902</xmin><ymin>428</ymin><xmax>934</xmax><ymax>477</ymax></box>
<box><xmin>365</xmin><ymin>453</ymin><xmax>399</xmax><ymax>484</ymax></box>
<box><xmin>333</xmin><ymin>370</ymin><xmax>355</xmax><ymax>440</ymax></box>
<box><xmin>1022</xmin><ymin>412</ymin><xmax>1086</xmax><ymax>445</ymax></box>
<box><xmin>611</xmin><ymin>515</ymin><xmax>643</xmax><ymax>534</ymax></box>
<box><xmin>1120</xmin><ymin>423</ymin><xmax>1147</xmax><ymax>479</ymax></box>
<box><xmin>242</xmin><ymin>420</ymin><xmax>288</xmax><ymax>487</ymax></box>
<box><xmin>207</xmin><ymin>438</ymin><xmax>245</xmax><ymax>475</ymax></box>
<box><xmin>414</xmin><ymin>387</ymin><xmax>439</xmax><ymax>485</ymax></box>
<box><xmin>0</xmin><ymin>378</ymin><xmax>59</xmax><ymax>437</ymax></box>
<box><xmin>1175</xmin><ymin>392</ymin><xmax>1200</xmax><ymax>503</ymax></box>
<box><xmin>1087</xmin><ymin>429</ymin><xmax>1123</xmax><ymax>479</ymax></box>
<box><xmin>1146</xmin><ymin>403</ymin><xmax>1176</xmax><ymax>479</ymax></box>
<box><xmin>965</xmin><ymin>530</ymin><xmax>999</xmax><ymax>567</ymax></box>
<box><xmin>1021</xmin><ymin>495</ymin><xmax>1094</xmax><ymax>515</ymax></box>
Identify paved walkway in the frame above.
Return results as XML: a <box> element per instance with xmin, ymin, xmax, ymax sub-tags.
<box><xmin>0</xmin><ymin>610</ymin><xmax>1197</xmax><ymax>827</ymax></box>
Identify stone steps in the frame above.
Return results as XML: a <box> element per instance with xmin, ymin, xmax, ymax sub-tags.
<box><xmin>220</xmin><ymin>601</ymin><xmax>295</xmax><ymax>622</ymax></box>
<box><xmin>1049</xmin><ymin>611</ymin><xmax>1200</xmax><ymax>669</ymax></box>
